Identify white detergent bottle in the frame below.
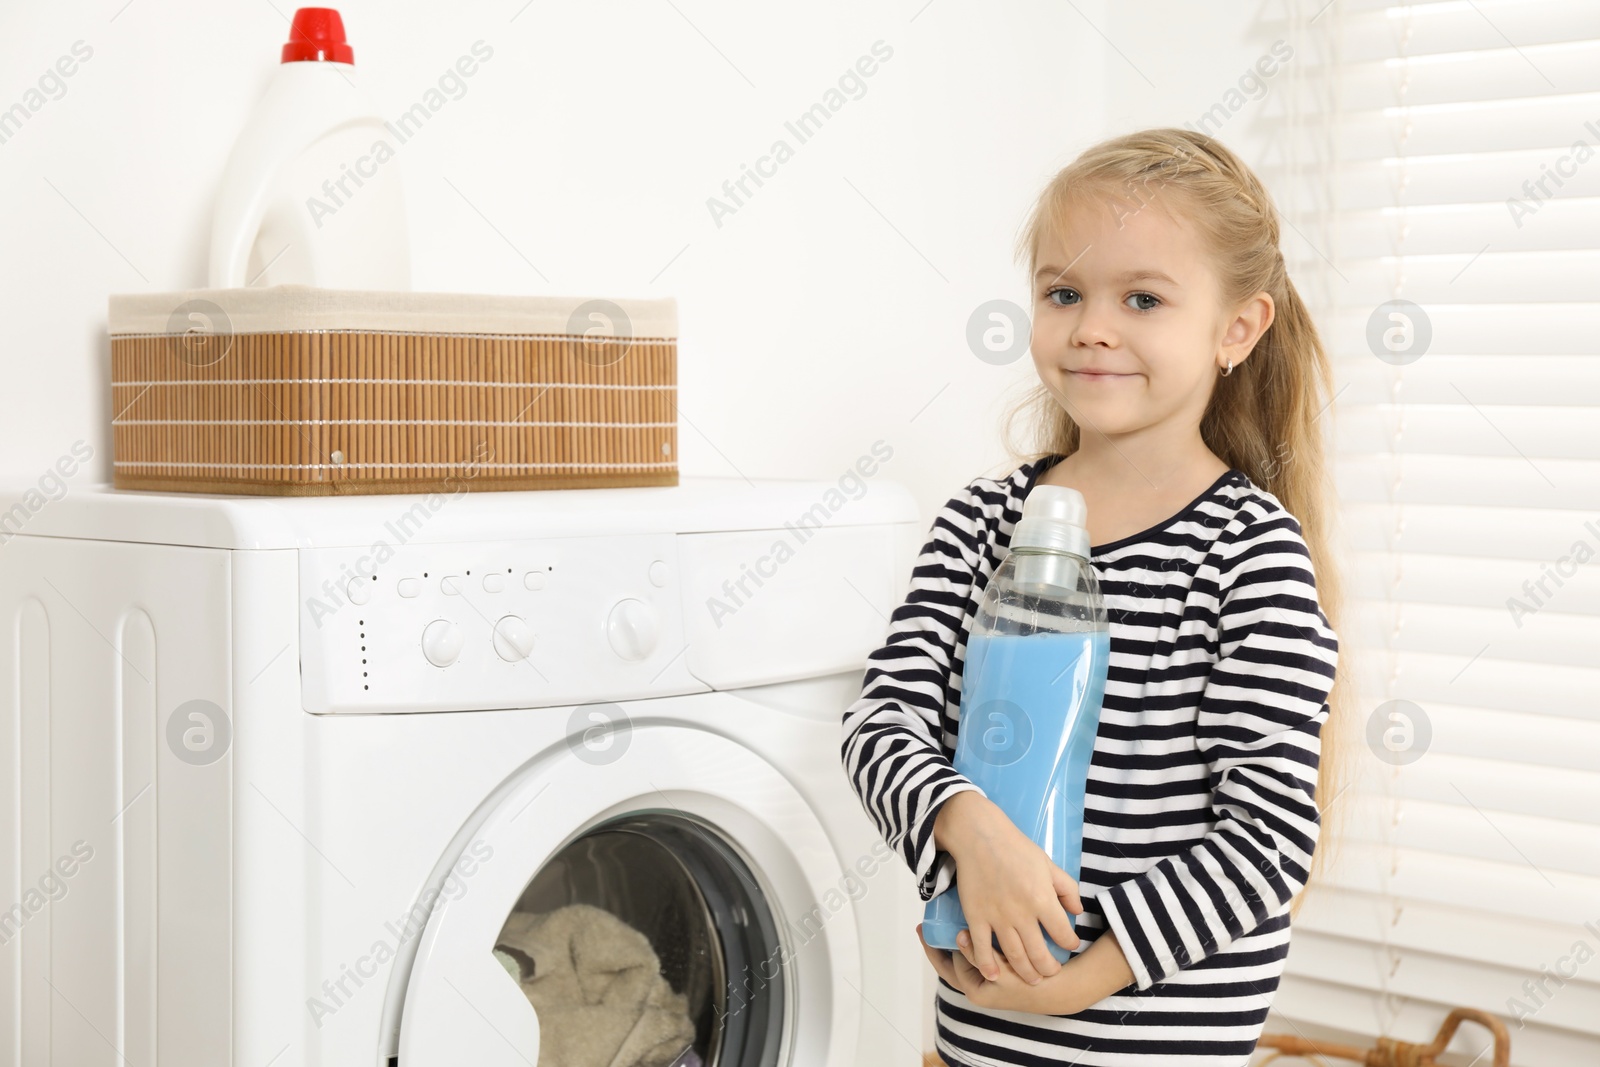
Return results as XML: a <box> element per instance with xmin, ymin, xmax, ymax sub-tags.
<box><xmin>208</xmin><ymin>6</ymin><xmax>410</xmax><ymax>289</ymax></box>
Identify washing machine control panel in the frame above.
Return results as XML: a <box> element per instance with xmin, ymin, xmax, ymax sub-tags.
<box><xmin>297</xmin><ymin>533</ymin><xmax>701</xmax><ymax>713</ymax></box>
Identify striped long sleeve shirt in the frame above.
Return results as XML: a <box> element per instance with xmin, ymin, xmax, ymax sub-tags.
<box><xmin>840</xmin><ymin>454</ymin><xmax>1340</xmax><ymax>1066</ymax></box>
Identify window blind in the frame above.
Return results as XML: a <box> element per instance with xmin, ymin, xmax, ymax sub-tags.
<box><xmin>1266</xmin><ymin>2</ymin><xmax>1600</xmax><ymax>1063</ymax></box>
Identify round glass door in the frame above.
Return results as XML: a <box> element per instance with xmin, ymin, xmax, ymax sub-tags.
<box><xmin>393</xmin><ymin>725</ymin><xmax>858</xmax><ymax>1067</ymax></box>
<box><xmin>492</xmin><ymin>813</ymin><xmax>783</xmax><ymax>1067</ymax></box>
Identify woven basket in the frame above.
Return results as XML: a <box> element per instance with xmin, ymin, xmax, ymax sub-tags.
<box><xmin>108</xmin><ymin>287</ymin><xmax>677</xmax><ymax>496</ymax></box>
<box><xmin>1257</xmin><ymin>1007</ymin><xmax>1510</xmax><ymax>1066</ymax></box>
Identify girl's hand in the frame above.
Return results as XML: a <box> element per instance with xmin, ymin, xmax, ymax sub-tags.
<box><xmin>933</xmin><ymin>792</ymin><xmax>1084</xmax><ymax>985</ymax></box>
<box><xmin>918</xmin><ymin>923</ymin><xmax>1082</xmax><ymax>1015</ymax></box>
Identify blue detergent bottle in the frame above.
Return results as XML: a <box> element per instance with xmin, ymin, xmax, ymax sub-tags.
<box><xmin>922</xmin><ymin>484</ymin><xmax>1110</xmax><ymax>964</ymax></box>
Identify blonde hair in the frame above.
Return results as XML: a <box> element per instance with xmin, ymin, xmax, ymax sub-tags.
<box><xmin>1004</xmin><ymin>127</ymin><xmax>1352</xmax><ymax>921</ymax></box>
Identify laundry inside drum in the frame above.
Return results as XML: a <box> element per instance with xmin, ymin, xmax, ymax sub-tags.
<box><xmin>493</xmin><ymin>812</ymin><xmax>785</xmax><ymax>1067</ymax></box>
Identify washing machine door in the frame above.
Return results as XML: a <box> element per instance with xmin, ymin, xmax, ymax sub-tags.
<box><xmin>396</xmin><ymin>724</ymin><xmax>861</xmax><ymax>1066</ymax></box>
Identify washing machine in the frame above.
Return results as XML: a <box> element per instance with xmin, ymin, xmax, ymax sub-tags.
<box><xmin>0</xmin><ymin>474</ymin><xmax>926</xmax><ymax>1067</ymax></box>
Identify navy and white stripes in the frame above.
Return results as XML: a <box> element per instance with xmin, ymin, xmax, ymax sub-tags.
<box><xmin>840</xmin><ymin>454</ymin><xmax>1339</xmax><ymax>1065</ymax></box>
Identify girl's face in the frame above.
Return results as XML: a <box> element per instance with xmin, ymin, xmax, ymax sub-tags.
<box><xmin>1029</xmin><ymin>195</ymin><xmax>1258</xmax><ymax>440</ymax></box>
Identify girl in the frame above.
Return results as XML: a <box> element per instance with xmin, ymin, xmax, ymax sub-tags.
<box><xmin>840</xmin><ymin>127</ymin><xmax>1349</xmax><ymax>1065</ymax></box>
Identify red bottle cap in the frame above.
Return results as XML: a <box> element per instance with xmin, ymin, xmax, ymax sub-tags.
<box><xmin>281</xmin><ymin>8</ymin><xmax>354</xmax><ymax>64</ymax></box>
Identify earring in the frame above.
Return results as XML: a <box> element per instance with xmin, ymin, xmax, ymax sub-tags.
<box><xmin>1220</xmin><ymin>359</ymin><xmax>1233</xmax><ymax>377</ymax></box>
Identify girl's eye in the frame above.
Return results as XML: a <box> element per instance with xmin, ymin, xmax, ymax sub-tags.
<box><xmin>1044</xmin><ymin>287</ymin><xmax>1161</xmax><ymax>312</ymax></box>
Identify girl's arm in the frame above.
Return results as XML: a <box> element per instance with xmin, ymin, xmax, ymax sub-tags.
<box><xmin>841</xmin><ymin>484</ymin><xmax>991</xmax><ymax>902</ymax></box>
<box><xmin>1095</xmin><ymin>507</ymin><xmax>1340</xmax><ymax>992</ymax></box>
<box><xmin>925</xmin><ymin>922</ymin><xmax>1136</xmax><ymax>1015</ymax></box>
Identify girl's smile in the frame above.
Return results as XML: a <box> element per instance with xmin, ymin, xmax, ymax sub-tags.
<box><xmin>1068</xmin><ymin>368</ymin><xmax>1139</xmax><ymax>381</ymax></box>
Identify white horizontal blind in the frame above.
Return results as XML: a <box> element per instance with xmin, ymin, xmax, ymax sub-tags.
<box><xmin>1272</xmin><ymin>2</ymin><xmax>1600</xmax><ymax>1064</ymax></box>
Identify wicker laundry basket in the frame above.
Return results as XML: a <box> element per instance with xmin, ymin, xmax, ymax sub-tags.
<box><xmin>108</xmin><ymin>286</ymin><xmax>677</xmax><ymax>496</ymax></box>
<box><xmin>922</xmin><ymin>1009</ymin><xmax>1511</xmax><ymax>1067</ymax></box>
<box><xmin>1257</xmin><ymin>1008</ymin><xmax>1510</xmax><ymax>1066</ymax></box>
